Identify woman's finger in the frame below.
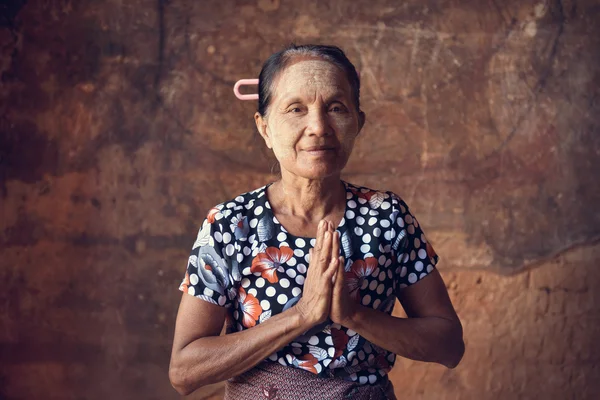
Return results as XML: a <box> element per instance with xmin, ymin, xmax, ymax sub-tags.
<box><xmin>319</xmin><ymin>230</ymin><xmax>332</xmax><ymax>270</ymax></box>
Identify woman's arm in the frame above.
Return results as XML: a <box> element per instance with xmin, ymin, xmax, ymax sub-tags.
<box><xmin>331</xmin><ymin>268</ymin><xmax>464</xmax><ymax>368</ymax></box>
<box><xmin>169</xmin><ymin>221</ymin><xmax>340</xmax><ymax>395</ymax></box>
<box><xmin>169</xmin><ymin>295</ymin><xmax>312</xmax><ymax>395</ymax></box>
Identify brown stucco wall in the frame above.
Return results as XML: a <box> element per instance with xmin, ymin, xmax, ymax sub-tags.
<box><xmin>1</xmin><ymin>0</ymin><xmax>599</xmax><ymax>399</ymax></box>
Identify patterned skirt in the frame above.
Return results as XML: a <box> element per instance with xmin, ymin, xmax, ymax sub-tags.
<box><xmin>224</xmin><ymin>362</ymin><xmax>397</xmax><ymax>400</ymax></box>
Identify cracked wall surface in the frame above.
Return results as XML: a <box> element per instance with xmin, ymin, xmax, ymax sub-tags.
<box><xmin>1</xmin><ymin>0</ymin><xmax>599</xmax><ymax>399</ymax></box>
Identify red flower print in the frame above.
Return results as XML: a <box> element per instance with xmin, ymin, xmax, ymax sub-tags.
<box><xmin>294</xmin><ymin>354</ymin><xmax>319</xmax><ymax>374</ymax></box>
<box><xmin>350</xmin><ymin>188</ymin><xmax>384</xmax><ymax>208</ymax></box>
<box><xmin>331</xmin><ymin>328</ymin><xmax>349</xmax><ymax>359</ymax></box>
<box><xmin>206</xmin><ymin>207</ymin><xmax>220</xmax><ymax>224</ymax></box>
<box><xmin>345</xmin><ymin>257</ymin><xmax>378</xmax><ymax>301</ymax></box>
<box><xmin>250</xmin><ymin>246</ymin><xmax>294</xmax><ymax>283</ymax></box>
<box><xmin>179</xmin><ymin>272</ymin><xmax>190</xmax><ymax>293</ymax></box>
<box><xmin>238</xmin><ymin>287</ymin><xmax>262</xmax><ymax>328</ymax></box>
<box><xmin>426</xmin><ymin>241</ymin><xmax>437</xmax><ymax>260</ymax></box>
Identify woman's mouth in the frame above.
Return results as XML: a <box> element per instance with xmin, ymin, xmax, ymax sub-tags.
<box><xmin>304</xmin><ymin>146</ymin><xmax>336</xmax><ymax>156</ymax></box>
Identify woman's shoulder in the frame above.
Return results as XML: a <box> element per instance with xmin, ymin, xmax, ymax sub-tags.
<box><xmin>203</xmin><ymin>183</ymin><xmax>270</xmax><ymax>225</ymax></box>
<box><xmin>344</xmin><ymin>180</ymin><xmax>411</xmax><ymax>214</ymax></box>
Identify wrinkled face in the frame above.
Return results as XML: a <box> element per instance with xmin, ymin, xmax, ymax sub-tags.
<box><xmin>255</xmin><ymin>58</ymin><xmax>365</xmax><ymax>180</ymax></box>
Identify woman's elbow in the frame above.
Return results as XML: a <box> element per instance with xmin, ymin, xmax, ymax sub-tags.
<box><xmin>443</xmin><ymin>337</ymin><xmax>465</xmax><ymax>369</ymax></box>
<box><xmin>169</xmin><ymin>361</ymin><xmax>210</xmax><ymax>396</ymax></box>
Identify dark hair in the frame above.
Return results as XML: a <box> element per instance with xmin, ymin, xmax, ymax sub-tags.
<box><xmin>257</xmin><ymin>44</ymin><xmax>361</xmax><ymax>116</ymax></box>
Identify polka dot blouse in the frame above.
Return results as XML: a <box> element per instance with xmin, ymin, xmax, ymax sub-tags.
<box><xmin>179</xmin><ymin>180</ymin><xmax>439</xmax><ymax>386</ymax></box>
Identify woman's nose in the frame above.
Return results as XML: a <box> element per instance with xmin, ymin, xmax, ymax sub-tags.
<box><xmin>306</xmin><ymin>108</ymin><xmax>331</xmax><ymax>137</ymax></box>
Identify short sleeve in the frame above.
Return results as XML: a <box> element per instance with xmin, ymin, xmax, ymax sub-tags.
<box><xmin>178</xmin><ymin>207</ymin><xmax>238</xmax><ymax>307</ymax></box>
<box><xmin>389</xmin><ymin>194</ymin><xmax>439</xmax><ymax>291</ymax></box>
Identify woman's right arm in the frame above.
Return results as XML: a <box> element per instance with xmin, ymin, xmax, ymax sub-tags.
<box><xmin>169</xmin><ymin>221</ymin><xmax>339</xmax><ymax>396</ymax></box>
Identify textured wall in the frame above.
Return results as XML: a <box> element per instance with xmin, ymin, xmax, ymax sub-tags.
<box><xmin>1</xmin><ymin>0</ymin><xmax>599</xmax><ymax>399</ymax></box>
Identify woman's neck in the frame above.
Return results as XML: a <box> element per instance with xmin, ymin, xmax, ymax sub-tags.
<box><xmin>268</xmin><ymin>174</ymin><xmax>345</xmax><ymax>224</ymax></box>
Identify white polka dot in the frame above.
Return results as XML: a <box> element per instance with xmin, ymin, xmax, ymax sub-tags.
<box><xmin>233</xmin><ymin>310</ymin><xmax>239</xmax><ymax>319</ymax></box>
<box><xmin>308</xmin><ymin>335</ymin><xmax>319</xmax><ymax>345</ymax></box>
<box><xmin>328</xmin><ymin>347</ymin><xmax>336</xmax><ymax>357</ymax></box>
<box><xmin>408</xmin><ymin>273</ymin><xmax>417</xmax><ymax>284</ymax></box>
<box><xmin>384</xmin><ymin>230</ymin><xmax>393</xmax><ymax>241</ymax></box>
<box><xmin>293</xmin><ymin>238</ymin><xmax>304</xmax><ymax>247</ymax></box>
<box><xmin>297</xmin><ymin>264</ymin><xmax>307</xmax><ymax>274</ymax></box>
<box><xmin>368</xmin><ymin>217</ymin><xmax>377</xmax><ymax>226</ymax></box>
<box><xmin>241</xmin><ymin>278</ymin><xmax>250</xmax><ymax>288</ymax></box>
<box><xmin>310</xmin><ymin>239</ymin><xmax>316</xmax><ymax>247</ymax></box>
<box><xmin>214</xmin><ymin>231</ymin><xmax>222</xmax><ymax>242</ymax></box>
<box><xmin>254</xmin><ymin>277</ymin><xmax>265</xmax><ymax>288</ymax></box>
<box><xmin>265</xmin><ymin>287</ymin><xmax>276</xmax><ymax>297</ymax></box>
<box><xmin>226</xmin><ymin>244</ymin><xmax>235</xmax><ymax>256</ymax></box>
<box><xmin>380</xmin><ymin>220</ymin><xmax>390</xmax><ymax>228</ymax></box>
<box><xmin>254</xmin><ymin>206</ymin><xmax>264</xmax><ymax>215</ymax></box>
<box><xmin>379</xmin><ymin>271</ymin><xmax>386</xmax><ymax>281</ymax></box>
<box><xmin>218</xmin><ymin>296</ymin><xmax>226</xmax><ymax>306</ymax></box>
<box><xmin>369</xmin><ymin>280</ymin><xmax>377</xmax><ymax>290</ymax></box>
<box><xmin>358</xmin><ymin>350</ymin><xmax>366</xmax><ymax>360</ymax></box>
<box><xmin>236</xmin><ymin>253</ymin><xmax>244</xmax><ymax>263</ymax></box>
<box><xmin>249</xmin><ymin>218</ymin><xmax>258</xmax><ymax>228</ymax></box>
<box><xmin>420</xmin><ymin>272</ymin><xmax>427</xmax><ymax>279</ymax></box>
<box><xmin>189</xmin><ymin>274</ymin><xmax>199</xmax><ymax>285</ymax></box>
<box><xmin>410</xmin><ymin>250</ymin><xmax>416</xmax><ymax>261</ymax></box>
<box><xmin>294</xmin><ymin>248</ymin><xmax>304</xmax><ymax>257</ymax></box>
<box><xmin>415</xmin><ymin>261</ymin><xmax>424</xmax><ymax>271</ymax></box>
<box><xmin>346</xmin><ymin>210</ymin><xmax>355</xmax><ymax>219</ymax></box>
<box><xmin>304</xmin><ymin>253</ymin><xmax>310</xmax><ymax>263</ymax></box>
<box><xmin>277</xmin><ymin>294</ymin><xmax>288</xmax><ymax>304</ymax></box>
<box><xmin>376</xmin><ymin>283</ymin><xmax>385</xmax><ymax>294</ymax></box>
<box><xmin>242</xmin><ymin>266</ymin><xmax>251</xmax><ymax>275</ymax></box>
<box><xmin>292</xmin><ymin>347</ymin><xmax>302</xmax><ymax>355</ymax></box>
<box><xmin>278</xmin><ymin>357</ymin><xmax>286</xmax><ymax>366</ymax></box>
<box><xmin>400</xmin><ymin>267</ymin><xmax>407</xmax><ymax>278</ymax></box>
<box><xmin>387</xmin><ymin>269</ymin><xmax>393</xmax><ymax>279</ymax></box>
<box><xmin>361</xmin><ymin>279</ymin><xmax>369</xmax><ymax>290</ymax></box>
<box><xmin>414</xmin><ymin>238</ymin><xmax>421</xmax><ymax>248</ymax></box>
<box><xmin>372</xmin><ymin>299</ymin><xmax>381</xmax><ymax>309</ymax></box>
<box><xmin>348</xmin><ymin>200</ymin><xmax>357</xmax><ymax>208</ymax></box>
<box><xmin>378</xmin><ymin>255</ymin><xmax>386</xmax><ymax>265</ymax></box>
<box><xmin>248</xmin><ymin>288</ymin><xmax>257</xmax><ymax>297</ymax></box>
<box><xmin>362</xmin><ymin>234</ymin><xmax>371</xmax><ymax>243</ymax></box>
<box><xmin>402</xmin><ymin>254</ymin><xmax>409</xmax><ymax>263</ymax></box>
<box><xmin>286</xmin><ymin>269</ymin><xmax>297</xmax><ymax>278</ymax></box>
<box><xmin>359</xmin><ymin>376</ymin><xmax>368</xmax><ymax>385</ymax></box>
<box><xmin>260</xmin><ymin>299</ymin><xmax>270</xmax><ymax>310</ymax></box>
<box><xmin>360</xmin><ymin>244</ymin><xmax>370</xmax><ymax>253</ymax></box>
<box><xmin>399</xmin><ymin>205</ymin><xmax>406</xmax><ymax>213</ymax></box>
<box><xmin>373</xmin><ymin>227</ymin><xmax>381</xmax><ymax>237</ymax></box>
<box><xmin>362</xmin><ymin>294</ymin><xmax>372</xmax><ymax>306</ymax></box>
<box><xmin>280</xmin><ymin>278</ymin><xmax>290</xmax><ymax>288</ymax></box>
<box><xmin>358</xmin><ymin>197</ymin><xmax>367</xmax><ymax>204</ymax></box>
<box><xmin>369</xmin><ymin>374</ymin><xmax>377</xmax><ymax>384</ymax></box>
<box><xmin>381</xmin><ymin>201</ymin><xmax>390</xmax><ymax>210</ymax></box>
<box><xmin>372</xmin><ymin>268</ymin><xmax>379</xmax><ymax>278</ymax></box>
<box><xmin>292</xmin><ymin>287</ymin><xmax>302</xmax><ymax>297</ymax></box>
<box><xmin>222</xmin><ymin>232</ymin><xmax>232</xmax><ymax>244</ymax></box>
<box><xmin>407</xmin><ymin>224</ymin><xmax>415</xmax><ymax>235</ymax></box>
<box><xmin>277</xmin><ymin>232</ymin><xmax>287</xmax><ymax>241</ymax></box>
<box><xmin>354</xmin><ymin>227</ymin><xmax>363</xmax><ymax>236</ymax></box>
<box><xmin>418</xmin><ymin>249</ymin><xmax>427</xmax><ymax>259</ymax></box>
<box><xmin>356</xmin><ymin>216</ymin><xmax>365</xmax><ymax>225</ymax></box>
<box><xmin>359</xmin><ymin>207</ymin><xmax>368</xmax><ymax>215</ymax></box>
<box><xmin>226</xmin><ymin>202</ymin><xmax>236</xmax><ymax>208</ymax></box>
<box><xmin>397</xmin><ymin>218</ymin><xmax>405</xmax><ymax>228</ymax></box>
<box><xmin>414</xmin><ymin>218</ymin><xmax>419</xmax><ymax>228</ymax></box>
<box><xmin>427</xmin><ymin>264</ymin><xmax>434</xmax><ymax>273</ymax></box>
<box><xmin>203</xmin><ymin>287</ymin><xmax>213</xmax><ymax>296</ymax></box>
<box><xmin>287</xmin><ymin>257</ymin><xmax>297</xmax><ymax>266</ymax></box>
<box><xmin>295</xmin><ymin>275</ymin><xmax>305</xmax><ymax>285</ymax></box>
<box><xmin>325</xmin><ymin>336</ymin><xmax>333</xmax><ymax>346</ymax></box>
<box><xmin>421</xmin><ymin>234</ymin><xmax>427</xmax><ymax>243</ymax></box>
<box><xmin>243</xmin><ymin>246</ymin><xmax>251</xmax><ymax>256</ymax></box>
<box><xmin>386</xmin><ymin>287</ymin><xmax>393</xmax><ymax>296</ymax></box>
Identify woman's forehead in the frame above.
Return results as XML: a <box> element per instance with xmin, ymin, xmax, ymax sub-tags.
<box><xmin>272</xmin><ymin>59</ymin><xmax>351</xmax><ymax>102</ymax></box>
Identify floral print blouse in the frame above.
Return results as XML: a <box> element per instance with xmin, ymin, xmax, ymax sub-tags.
<box><xmin>179</xmin><ymin>180</ymin><xmax>439</xmax><ymax>386</ymax></box>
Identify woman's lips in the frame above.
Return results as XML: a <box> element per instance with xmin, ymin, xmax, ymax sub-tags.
<box><xmin>304</xmin><ymin>146</ymin><xmax>336</xmax><ymax>156</ymax></box>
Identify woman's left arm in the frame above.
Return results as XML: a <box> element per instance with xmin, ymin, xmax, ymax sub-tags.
<box><xmin>331</xmin><ymin>265</ymin><xmax>465</xmax><ymax>368</ymax></box>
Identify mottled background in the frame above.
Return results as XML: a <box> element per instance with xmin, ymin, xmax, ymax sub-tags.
<box><xmin>1</xmin><ymin>0</ymin><xmax>599</xmax><ymax>399</ymax></box>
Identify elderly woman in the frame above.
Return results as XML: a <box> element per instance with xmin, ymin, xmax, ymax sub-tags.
<box><xmin>169</xmin><ymin>44</ymin><xmax>464</xmax><ymax>399</ymax></box>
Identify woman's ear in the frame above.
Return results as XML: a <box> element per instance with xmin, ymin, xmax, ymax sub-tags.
<box><xmin>357</xmin><ymin>111</ymin><xmax>366</xmax><ymax>135</ymax></box>
<box><xmin>254</xmin><ymin>112</ymin><xmax>272</xmax><ymax>149</ymax></box>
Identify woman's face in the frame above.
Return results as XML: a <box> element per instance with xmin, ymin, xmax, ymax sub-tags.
<box><xmin>255</xmin><ymin>58</ymin><xmax>365</xmax><ymax>180</ymax></box>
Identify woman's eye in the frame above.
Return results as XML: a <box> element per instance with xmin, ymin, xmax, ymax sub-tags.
<box><xmin>329</xmin><ymin>105</ymin><xmax>345</xmax><ymax>113</ymax></box>
<box><xmin>288</xmin><ymin>107</ymin><xmax>302</xmax><ymax>113</ymax></box>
